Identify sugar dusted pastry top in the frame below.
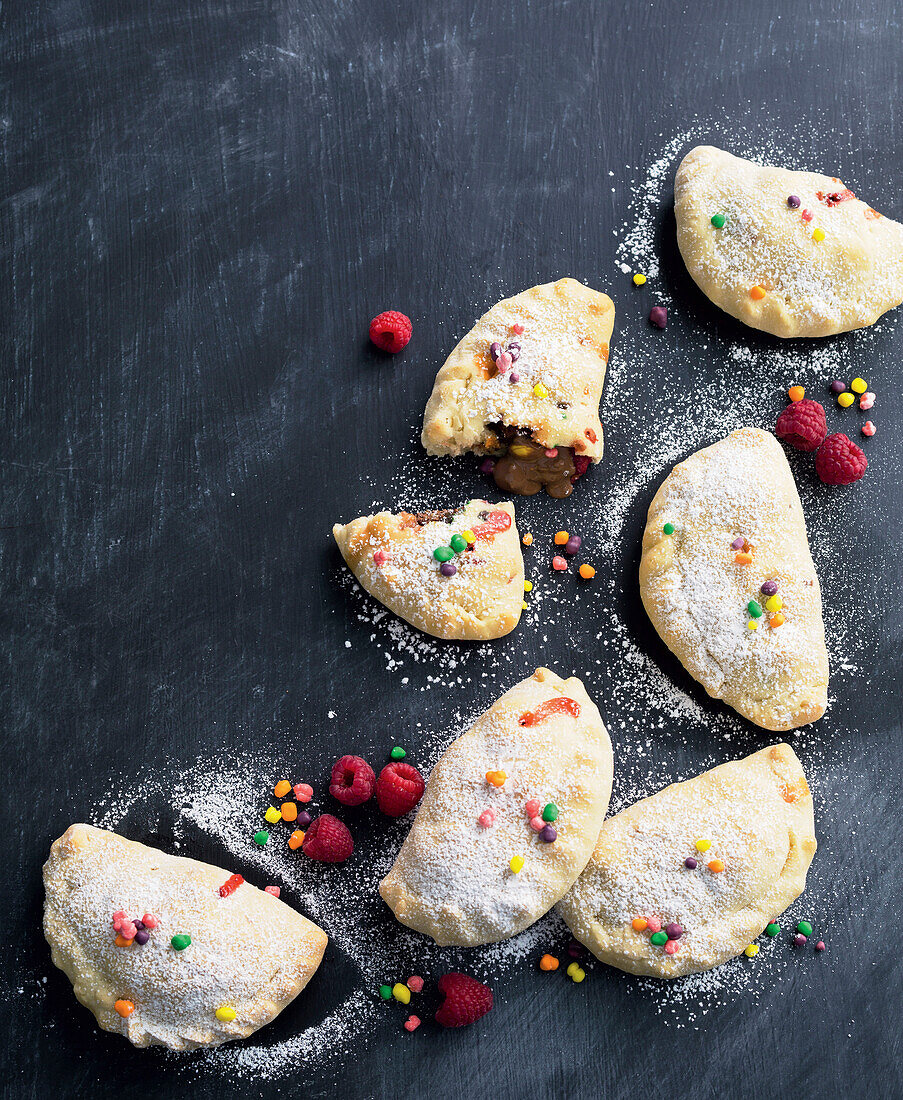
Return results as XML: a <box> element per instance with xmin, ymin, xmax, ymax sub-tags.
<box><xmin>675</xmin><ymin>145</ymin><xmax>903</xmax><ymax>337</ymax></box>
<box><xmin>379</xmin><ymin>668</ymin><xmax>613</xmax><ymax>946</ymax></box>
<box><xmin>421</xmin><ymin>278</ymin><xmax>614</xmax><ymax>460</ymax></box>
<box><xmin>43</xmin><ymin>824</ymin><xmax>327</xmax><ymax>1050</ymax></box>
<box><xmin>333</xmin><ymin>499</ymin><xmax>524</xmax><ymax>641</ymax></box>
<box><xmin>640</xmin><ymin>428</ymin><xmax>828</xmax><ymax>731</ymax></box>
<box><xmin>557</xmin><ymin>744</ymin><xmax>816</xmax><ymax>978</ymax></box>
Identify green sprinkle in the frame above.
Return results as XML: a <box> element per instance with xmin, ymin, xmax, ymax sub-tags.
<box><xmin>171</xmin><ymin>934</ymin><xmax>192</xmax><ymax>951</ymax></box>
<box><xmin>390</xmin><ymin>746</ymin><xmax>406</xmax><ymax>760</ymax></box>
<box><xmin>541</xmin><ymin>802</ymin><xmax>558</xmax><ymax>823</ymax></box>
<box><xmin>650</xmin><ymin>931</ymin><xmax>668</xmax><ymax>946</ymax></box>
<box><xmin>747</xmin><ymin>600</ymin><xmax>763</xmax><ymax>619</ymax></box>
<box><xmin>379</xmin><ymin>984</ymin><xmax>392</xmax><ymax>1001</ymax></box>
<box><xmin>253</xmin><ymin>830</ymin><xmax>269</xmax><ymax>847</ymax></box>
<box><xmin>765</xmin><ymin>922</ymin><xmax>780</xmax><ymax>937</ymax></box>
<box><xmin>796</xmin><ymin>920</ymin><xmax>813</xmax><ymax>937</ymax></box>
<box><xmin>663</xmin><ymin>522</ymin><xmax>675</xmax><ymax>535</ymax></box>
<box><xmin>450</xmin><ymin>533</ymin><xmax>467</xmax><ymax>553</ymax></box>
<box><xmin>711</xmin><ymin>213</ymin><xmax>726</xmax><ymax>228</ymax></box>
<box><xmin>433</xmin><ymin>546</ymin><xmax>454</xmax><ymax>562</ymax></box>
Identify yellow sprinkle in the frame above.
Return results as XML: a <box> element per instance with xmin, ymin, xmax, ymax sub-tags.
<box><xmin>522</xmin><ymin>532</ymin><xmax>534</xmax><ymax>546</ymax></box>
<box><xmin>509</xmin><ymin>855</ymin><xmax>524</xmax><ymax>874</ymax></box>
<box><xmin>566</xmin><ymin>962</ymin><xmax>586</xmax><ymax>982</ymax></box>
<box><xmin>522</xmin><ymin>601</ymin><xmax>528</xmax><ymax>610</ymax></box>
<box><xmin>461</xmin><ymin>528</ymin><xmax>475</xmax><ymax>543</ymax></box>
<box><xmin>812</xmin><ymin>227</ymin><xmax>826</xmax><ymax>242</ymax></box>
<box><xmin>838</xmin><ymin>392</ymin><xmax>855</xmax><ymax>408</ymax></box>
<box><xmin>510</xmin><ymin>444</ymin><xmax>534</xmax><ymax>457</ymax></box>
<box><xmin>533</xmin><ymin>383</ymin><xmax>548</xmax><ymax>398</ymax></box>
<box><xmin>523</xmin><ymin>580</ymin><xmax>533</xmax><ymax>593</ymax></box>
<box><xmin>633</xmin><ymin>273</ymin><xmax>647</xmax><ymax>286</ymax></box>
<box><xmin>747</xmin><ymin>620</ymin><xmax>758</xmax><ymax>631</ymax></box>
<box><xmin>215</xmin><ymin>1005</ymin><xmax>237</xmax><ymax>1022</ymax></box>
<box><xmin>765</xmin><ymin>595</ymin><xmax>783</xmax><ymax>613</ymax></box>
<box><xmin>392</xmin><ymin>982</ymin><xmax>411</xmax><ymax>1005</ymax></box>
<box><xmin>744</xmin><ymin>944</ymin><xmax>759</xmax><ymax>958</ymax></box>
<box><xmin>851</xmin><ymin>377</ymin><xmax>867</xmax><ymax>394</ymax></box>
<box><xmin>695</xmin><ymin>839</ymin><xmax>711</xmax><ymax>853</ymax></box>
<box><xmin>263</xmin><ymin>806</ymin><xmax>281</xmax><ymax>824</ymax></box>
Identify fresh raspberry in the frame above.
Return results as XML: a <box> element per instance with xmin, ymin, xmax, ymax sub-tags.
<box><xmin>815</xmin><ymin>433</ymin><xmax>867</xmax><ymax>485</ymax></box>
<box><xmin>328</xmin><ymin>755</ymin><xmax>375</xmax><ymax>806</ymax></box>
<box><xmin>571</xmin><ymin>453</ymin><xmax>591</xmax><ymax>482</ymax></box>
<box><xmin>369</xmin><ymin>310</ymin><xmax>412</xmax><ymax>353</ymax></box>
<box><xmin>775</xmin><ymin>399</ymin><xmax>827</xmax><ymax>452</ymax></box>
<box><xmin>375</xmin><ymin>762</ymin><xmax>425</xmax><ymax>817</ymax></box>
<box><xmin>434</xmin><ymin>973</ymin><xmax>493</xmax><ymax>1028</ymax></box>
<box><xmin>301</xmin><ymin>814</ymin><xmax>354</xmax><ymax>862</ymax></box>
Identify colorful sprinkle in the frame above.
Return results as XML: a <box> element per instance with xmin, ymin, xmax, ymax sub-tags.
<box><xmin>274</xmin><ymin>780</ymin><xmax>291</xmax><ymax>798</ymax></box>
<box><xmin>645</xmin><ymin>917</ymin><xmax>662</xmax><ymax>934</ymax></box>
<box><xmin>564</xmin><ymin>535</ymin><xmax>581</xmax><ymax>556</ymax></box>
<box><xmin>372</xmin><ymin>549</ymin><xmax>389</xmax><ymax>566</ymax></box>
<box><xmin>765</xmin><ymin>595</ymin><xmax>783</xmax><ymax>613</ymax></box>
<box><xmin>293</xmin><ymin>783</ymin><xmax>313</xmax><ymax>802</ymax></box>
<box><xmin>734</xmin><ymin>551</ymin><xmax>753</xmax><ymax>565</ymax></box>
<box><xmin>632</xmin><ymin>917</ymin><xmax>648</xmax><ymax>932</ymax></box>
<box><xmin>392</xmin><ymin>982</ymin><xmax>411</xmax><ymax>1005</ymax></box>
<box><xmin>390</xmin><ymin>746</ymin><xmax>406</xmax><ymax>760</ymax></box>
<box><xmin>253</xmin><ymin>830</ymin><xmax>269</xmax><ymax>846</ymax></box>
<box><xmin>439</xmin><ymin>562</ymin><xmax>457</xmax><ymax>577</ymax></box>
<box><xmin>449</xmin><ymin>533</ymin><xmax>467</xmax><ymax>553</ymax></box>
<box><xmin>765</xmin><ymin>922</ymin><xmax>780</xmax><ymax>937</ymax></box>
<box><xmin>850</xmin><ymin>377</ymin><xmax>867</xmax><ymax>394</ymax></box>
<box><xmin>461</xmin><ymin>529</ymin><xmax>476</xmax><ymax>544</ymax></box>
<box><xmin>171</xmin><ymin>934</ymin><xmax>192</xmax><ymax>951</ymax></box>
<box><xmin>288</xmin><ymin>829</ymin><xmax>305</xmax><ymax>849</ymax></box>
<box><xmin>649</xmin><ymin>931</ymin><xmax>668</xmax><ymax>947</ymax></box>
<box><xmin>264</xmin><ymin>806</ymin><xmax>281</xmax><ymax>824</ymax></box>
<box><xmin>567</xmin><ymin>940</ymin><xmax>584</xmax><ymax>959</ymax></box>
<box><xmin>708</xmin><ymin>859</ymin><xmax>725</xmax><ymax>873</ymax></box>
<box><xmin>747</xmin><ymin>600</ymin><xmax>763</xmax><ymax>619</ymax></box>
<box><xmin>796</xmin><ymin>920</ymin><xmax>813</xmax><ymax>937</ymax></box>
<box><xmin>114</xmin><ymin>999</ymin><xmax>135</xmax><ymax>1018</ymax></box>
<box><xmin>749</xmin><ymin>285</ymin><xmax>766</xmax><ymax>300</ymax></box>
<box><xmin>744</xmin><ymin>944</ymin><xmax>759</xmax><ymax>958</ymax></box>
<box><xmin>787</xmin><ymin>194</ymin><xmax>801</xmax><ymax>208</ymax></box>
<box><xmin>684</xmin><ymin>857</ymin><xmax>698</xmax><ymax>869</ymax></box>
<box><xmin>862</xmin><ymin>421</ymin><xmax>876</xmax><ymax>437</ymax></box>
<box><xmin>114</xmin><ymin>934</ymin><xmax>133</xmax><ymax>948</ymax></box>
<box><xmin>665</xmin><ymin>923</ymin><xmax>683</xmax><ymax>940</ymax></box>
<box><xmin>540</xmin><ymin>825</ymin><xmax>558</xmax><ymax>843</ymax></box>
<box><xmin>747</xmin><ymin>620</ymin><xmax>758</xmax><ymax>631</ymax></box>
<box><xmin>859</xmin><ymin>391</ymin><xmax>875</xmax><ymax>410</ymax></box>
<box><xmin>525</xmin><ymin>798</ymin><xmax>541</xmax><ymax>817</ymax></box>
<box><xmin>541</xmin><ymin>803</ymin><xmax>559</xmax><ymax>822</ymax></box>
<box><xmin>297</xmin><ymin>811</ymin><xmax>311</xmax><ymax>828</ymax></box>
<box><xmin>433</xmin><ymin>545</ymin><xmax>454</xmax><ymax>562</ymax></box>
<box><xmin>793</xmin><ymin>933</ymin><xmax>808</xmax><ymax>946</ymax></box>
<box><xmin>554</xmin><ymin>531</ymin><xmax>569</xmax><ymax>545</ymax></box>
<box><xmin>509</xmin><ymin>855</ymin><xmax>525</xmax><ymax>874</ymax></box>
<box><xmin>815</xmin><ymin>941</ymin><xmax>826</xmax><ymax>952</ymax></box>
<box><xmin>141</xmin><ymin>913</ymin><xmax>158</xmax><ymax>930</ymax></box>
<box><xmin>663</xmin><ymin>522</ymin><xmax>675</xmax><ymax>535</ymax></box>
<box><xmin>478</xmin><ymin>809</ymin><xmax>496</xmax><ymax>828</ymax></box>
<box><xmin>695</xmin><ymin>839</ymin><xmax>711</xmax><ymax>853</ymax></box>
<box><xmin>837</xmin><ymin>392</ymin><xmax>855</xmax><ymax>408</ymax></box>
<box><xmin>801</xmin><ymin>209</ymin><xmax>813</xmax><ymax>222</ymax></box>
<box><xmin>566</xmin><ymin>962</ymin><xmax>585</xmax><ymax>982</ymax></box>
<box><xmin>730</xmin><ymin>536</ymin><xmax>745</xmax><ymax>550</ymax></box>
<box><xmin>552</xmin><ymin>555</ymin><xmax>568</xmax><ymax>571</ymax></box>
<box><xmin>512</xmin><ymin>323</ymin><xmax>525</xmax><ymax>335</ymax></box>
<box><xmin>770</xmin><ymin>613</ymin><xmax>785</xmax><ymax>629</ymax></box>
<box><xmin>485</xmin><ymin>770</ymin><xmax>506</xmax><ymax>787</ymax></box>
<box><xmin>578</xmin><ymin>563</ymin><xmax>596</xmax><ymax>580</ymax></box>
<box><xmin>533</xmin><ymin>383</ymin><xmax>548</xmax><ymax>398</ymax></box>
<box><xmin>663</xmin><ymin>940</ymin><xmax>680</xmax><ymax>956</ymax></box>
<box><xmin>379</xmin><ymin>984</ymin><xmax>392</xmax><ymax>1001</ymax></box>
<box><xmin>649</xmin><ymin>305</ymin><xmax>667</xmax><ymax>328</ymax></box>
<box><xmin>760</xmin><ymin>579</ymin><xmax>779</xmax><ymax>596</ymax></box>
<box><xmin>710</xmin><ymin>213</ymin><xmax>726</xmax><ymax>228</ymax></box>
<box><xmin>830</xmin><ymin>379</ymin><xmax>846</xmax><ymax>394</ymax></box>
<box><xmin>264</xmin><ymin>886</ymin><xmax>280</xmax><ymax>897</ymax></box>
<box><xmin>633</xmin><ymin>272</ymin><xmax>647</xmax><ymax>285</ymax></box>
<box><xmin>522</xmin><ymin>532</ymin><xmax>534</xmax><ymax>546</ymax></box>
<box><xmin>812</xmin><ymin>227</ymin><xmax>826</xmax><ymax>242</ymax></box>
<box><xmin>404</xmin><ymin>1015</ymin><xmax>421</xmax><ymax>1032</ymax></box>
<box><xmin>406</xmin><ymin>975</ymin><xmax>424</xmax><ymax>992</ymax></box>
<box><xmin>529</xmin><ymin>816</ymin><xmax>545</xmax><ymax>832</ymax></box>
<box><xmin>539</xmin><ymin>954</ymin><xmax>560</xmax><ymax>971</ymax></box>
<box><xmin>480</xmin><ymin>458</ymin><xmax>496</xmax><ymax>474</ymax></box>
<box><xmin>788</xmin><ymin>385</ymin><xmax>805</xmax><ymax>402</ymax></box>
<box><xmin>219</xmin><ymin>874</ymin><xmax>244</xmax><ymax>898</ymax></box>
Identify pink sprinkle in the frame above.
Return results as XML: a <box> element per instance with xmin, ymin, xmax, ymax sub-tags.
<box><xmin>512</xmin><ymin>323</ymin><xmax>525</xmax><ymax>335</ymax></box>
<box><xmin>406</xmin><ymin>976</ymin><xmax>424</xmax><ymax>992</ymax></box>
<box><xmin>801</xmin><ymin>209</ymin><xmax>813</xmax><ymax>222</ymax></box>
<box><xmin>525</xmin><ymin>799</ymin><xmax>541</xmax><ymax>817</ymax></box>
<box><xmin>664</xmin><ymin>939</ymin><xmax>680</xmax><ymax>955</ymax></box>
<box><xmin>264</xmin><ymin>886</ymin><xmax>280</xmax><ymax>898</ymax></box>
<box><xmin>119</xmin><ymin>921</ymin><xmax>137</xmax><ymax>940</ymax></box>
<box><xmin>529</xmin><ymin>816</ymin><xmax>545</xmax><ymax>832</ymax></box>
<box><xmin>815</xmin><ymin>941</ymin><xmax>826</xmax><ymax>952</ymax></box>
<box><xmin>294</xmin><ymin>783</ymin><xmax>313</xmax><ymax>802</ymax></box>
<box><xmin>496</xmin><ymin>351</ymin><xmax>512</xmax><ymax>373</ymax></box>
<box><xmin>544</xmin><ymin>448</ymin><xmax>559</xmax><ymax>458</ymax></box>
<box><xmin>478</xmin><ymin>809</ymin><xmax>496</xmax><ymax>828</ymax></box>
<box><xmin>509</xmin><ymin>372</ymin><xmax>520</xmax><ymax>383</ymax></box>
<box><xmin>552</xmin><ymin>556</ymin><xmax>567</xmax><ymax>571</ymax></box>
<box><xmin>859</xmin><ymin>391</ymin><xmax>875</xmax><ymax>410</ymax></box>
<box><xmin>112</xmin><ymin>910</ymin><xmax>127</xmax><ymax>923</ymax></box>
<box><xmin>862</xmin><ymin>421</ymin><xmax>876</xmax><ymax>437</ymax></box>
<box><xmin>646</xmin><ymin>917</ymin><xmax>662</xmax><ymax>934</ymax></box>
<box><xmin>373</xmin><ymin>549</ymin><xmax>389</xmax><ymax>566</ymax></box>
<box><xmin>404</xmin><ymin>1015</ymin><xmax>421</xmax><ymax>1032</ymax></box>
<box><xmin>141</xmin><ymin>913</ymin><xmax>158</xmax><ymax>929</ymax></box>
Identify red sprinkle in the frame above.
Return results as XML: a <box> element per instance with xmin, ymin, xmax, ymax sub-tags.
<box><xmin>406</xmin><ymin>975</ymin><xmax>424</xmax><ymax>992</ymax></box>
<box><xmin>293</xmin><ymin>783</ymin><xmax>313</xmax><ymax>802</ymax></box>
<box><xmin>816</xmin><ymin>189</ymin><xmax>855</xmax><ymax>206</ymax></box>
<box><xmin>471</xmin><ymin>510</ymin><xmax>512</xmax><ymax>539</ymax></box>
<box><xmin>552</xmin><ymin>555</ymin><xmax>567</xmax><ymax>571</ymax></box>
<box><xmin>801</xmin><ymin>209</ymin><xmax>813</xmax><ymax>222</ymax></box>
<box><xmin>219</xmin><ymin>874</ymin><xmax>244</xmax><ymax>898</ymax></box>
<box><xmin>520</xmin><ymin>697</ymin><xmax>581</xmax><ymax>726</ymax></box>
<box><xmin>264</xmin><ymin>885</ymin><xmax>280</xmax><ymax>898</ymax></box>
<box><xmin>404</xmin><ymin>1015</ymin><xmax>421</xmax><ymax>1032</ymax></box>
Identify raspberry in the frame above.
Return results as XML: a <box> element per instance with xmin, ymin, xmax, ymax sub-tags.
<box><xmin>815</xmin><ymin>433</ymin><xmax>867</xmax><ymax>485</ymax></box>
<box><xmin>328</xmin><ymin>755</ymin><xmax>375</xmax><ymax>806</ymax></box>
<box><xmin>369</xmin><ymin>310</ymin><xmax>412</xmax><ymax>353</ymax></box>
<box><xmin>434</xmin><ymin>973</ymin><xmax>493</xmax><ymax>1028</ymax></box>
<box><xmin>775</xmin><ymin>399</ymin><xmax>827</xmax><ymax>452</ymax></box>
<box><xmin>301</xmin><ymin>814</ymin><xmax>354</xmax><ymax>862</ymax></box>
<box><xmin>375</xmin><ymin>762</ymin><xmax>425</xmax><ymax>817</ymax></box>
<box><xmin>571</xmin><ymin>453</ymin><xmax>591</xmax><ymax>483</ymax></box>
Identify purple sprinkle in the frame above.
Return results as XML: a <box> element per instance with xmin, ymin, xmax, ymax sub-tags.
<box><xmin>787</xmin><ymin>194</ymin><xmax>801</xmax><ymax>208</ymax></box>
<box><xmin>665</xmin><ymin>922</ymin><xmax>683</xmax><ymax>940</ymax></box>
<box><xmin>133</xmin><ymin>920</ymin><xmax>145</xmax><ymax>932</ymax></box>
<box><xmin>793</xmin><ymin>933</ymin><xmax>808</xmax><ymax>946</ymax></box>
<box><xmin>297</xmin><ymin>810</ymin><xmax>312</xmax><ymax>828</ymax></box>
<box><xmin>539</xmin><ymin>824</ymin><xmax>557</xmax><ymax>843</ymax></box>
<box><xmin>507</xmin><ymin>343</ymin><xmax>521</xmax><ymax>362</ymax></box>
<box><xmin>489</xmin><ymin>341</ymin><xmax>502</xmax><ymax>361</ymax></box>
<box><xmin>509</xmin><ymin>372</ymin><xmax>520</xmax><ymax>383</ymax></box>
<box><xmin>760</xmin><ymin>580</ymin><xmax>779</xmax><ymax>596</ymax></box>
<box><xmin>134</xmin><ymin>930</ymin><xmax>150</xmax><ymax>945</ymax></box>
<box><xmin>564</xmin><ymin>535</ymin><xmax>582</xmax><ymax>556</ymax></box>
<box><xmin>684</xmin><ymin>857</ymin><xmax>698</xmax><ymax>869</ymax></box>
<box><xmin>439</xmin><ymin>562</ymin><xmax>457</xmax><ymax>577</ymax></box>
<box><xmin>567</xmin><ymin>939</ymin><xmax>584</xmax><ymax>959</ymax></box>
<box><xmin>479</xmin><ymin>458</ymin><xmax>496</xmax><ymax>474</ymax></box>
<box><xmin>815</xmin><ymin>940</ymin><xmax>826</xmax><ymax>952</ymax></box>
<box><xmin>731</xmin><ymin>536</ymin><xmax>745</xmax><ymax>550</ymax></box>
<box><xmin>830</xmin><ymin>380</ymin><xmax>845</xmax><ymax>394</ymax></box>
<box><xmin>649</xmin><ymin>305</ymin><xmax>668</xmax><ymax>329</ymax></box>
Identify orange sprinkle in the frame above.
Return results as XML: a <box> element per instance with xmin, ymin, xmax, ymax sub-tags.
<box><xmin>734</xmin><ymin>551</ymin><xmax>753</xmax><ymax>565</ymax></box>
<box><xmin>114</xmin><ymin>999</ymin><xmax>135</xmax><ymax>1018</ymax></box>
<box><xmin>288</xmin><ymin>829</ymin><xmax>305</xmax><ymax>850</ymax></box>
<box><xmin>631</xmin><ymin>917</ymin><xmax>648</xmax><ymax>932</ymax></box>
<box><xmin>522</xmin><ymin>532</ymin><xmax>534</xmax><ymax>547</ymax></box>
<box><xmin>539</xmin><ymin>954</ymin><xmax>560</xmax><ymax>971</ymax></box>
<box><xmin>281</xmin><ymin>801</ymin><xmax>298</xmax><ymax>822</ymax></box>
<box><xmin>554</xmin><ymin>531</ymin><xmax>569</xmax><ymax>545</ymax></box>
<box><xmin>788</xmin><ymin>385</ymin><xmax>805</xmax><ymax>402</ymax></box>
<box><xmin>274</xmin><ymin>780</ymin><xmax>291</xmax><ymax>798</ymax></box>
<box><xmin>770</xmin><ymin>612</ymin><xmax>785</xmax><ymax>629</ymax></box>
<box><xmin>485</xmin><ymin>770</ymin><xmax>507</xmax><ymax>788</ymax></box>
<box><xmin>864</xmin><ymin>207</ymin><xmax>882</xmax><ymax>220</ymax></box>
<box><xmin>749</xmin><ymin>285</ymin><xmax>767</xmax><ymax>300</ymax></box>
<box><xmin>578</xmin><ymin>564</ymin><xmax>596</xmax><ymax>580</ymax></box>
<box><xmin>114</xmin><ymin>935</ymin><xmax>133</xmax><ymax>948</ymax></box>
<box><xmin>708</xmin><ymin>859</ymin><xmax>725</xmax><ymax>873</ymax></box>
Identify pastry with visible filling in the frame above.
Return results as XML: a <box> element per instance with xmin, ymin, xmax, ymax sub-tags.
<box><xmin>421</xmin><ymin>278</ymin><xmax>614</xmax><ymax>497</ymax></box>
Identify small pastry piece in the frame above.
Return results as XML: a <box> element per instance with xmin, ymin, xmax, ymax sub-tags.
<box><xmin>421</xmin><ymin>279</ymin><xmax>614</xmax><ymax>497</ymax></box>
<box><xmin>557</xmin><ymin>744</ymin><xmax>816</xmax><ymax>978</ymax></box>
<box><xmin>675</xmin><ymin>145</ymin><xmax>903</xmax><ymax>338</ymax></box>
<box><xmin>333</xmin><ymin>499</ymin><xmax>524</xmax><ymax>641</ymax></box>
<box><xmin>640</xmin><ymin>428</ymin><xmax>828</xmax><ymax>731</ymax></box>
<box><xmin>379</xmin><ymin>668</ymin><xmax>613</xmax><ymax>946</ymax></box>
<box><xmin>43</xmin><ymin>824</ymin><xmax>327</xmax><ymax>1050</ymax></box>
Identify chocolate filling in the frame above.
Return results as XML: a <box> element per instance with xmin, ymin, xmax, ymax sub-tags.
<box><xmin>491</xmin><ymin>433</ymin><xmax>577</xmax><ymax>499</ymax></box>
<box><xmin>399</xmin><ymin>508</ymin><xmax>456</xmax><ymax>528</ymax></box>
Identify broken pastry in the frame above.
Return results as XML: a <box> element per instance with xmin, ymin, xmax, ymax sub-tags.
<box><xmin>639</xmin><ymin>427</ymin><xmax>828</xmax><ymax>731</ymax></box>
<box><xmin>675</xmin><ymin>144</ymin><xmax>903</xmax><ymax>337</ymax></box>
<box><xmin>379</xmin><ymin>668</ymin><xmax>613</xmax><ymax>946</ymax></box>
<box><xmin>421</xmin><ymin>278</ymin><xmax>614</xmax><ymax>497</ymax></box>
<box><xmin>557</xmin><ymin>744</ymin><xmax>816</xmax><ymax>978</ymax></box>
<box><xmin>43</xmin><ymin>824</ymin><xmax>327</xmax><ymax>1050</ymax></box>
<box><xmin>333</xmin><ymin>499</ymin><xmax>524</xmax><ymax>641</ymax></box>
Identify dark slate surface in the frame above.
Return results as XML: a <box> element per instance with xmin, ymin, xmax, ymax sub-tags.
<box><xmin>2</xmin><ymin>1</ymin><xmax>902</xmax><ymax>1098</ymax></box>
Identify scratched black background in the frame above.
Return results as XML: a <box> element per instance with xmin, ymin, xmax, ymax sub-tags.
<box><xmin>3</xmin><ymin>1</ymin><xmax>903</xmax><ymax>1098</ymax></box>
